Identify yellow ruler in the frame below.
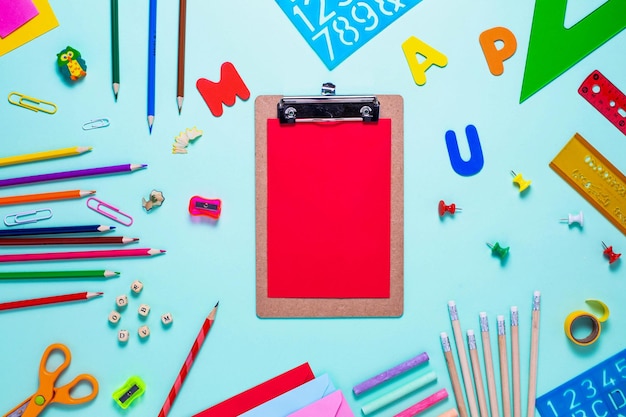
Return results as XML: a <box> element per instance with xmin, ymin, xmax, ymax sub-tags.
<box><xmin>550</xmin><ymin>133</ymin><xmax>626</xmax><ymax>235</ymax></box>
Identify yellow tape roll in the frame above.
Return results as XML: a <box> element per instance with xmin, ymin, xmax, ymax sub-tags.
<box><xmin>564</xmin><ymin>311</ymin><xmax>601</xmax><ymax>346</ymax></box>
<box><xmin>564</xmin><ymin>300</ymin><xmax>610</xmax><ymax>346</ymax></box>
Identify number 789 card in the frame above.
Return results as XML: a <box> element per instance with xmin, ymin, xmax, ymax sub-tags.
<box><xmin>276</xmin><ymin>0</ymin><xmax>423</xmax><ymax>70</ymax></box>
<box><xmin>536</xmin><ymin>349</ymin><xmax>626</xmax><ymax>417</ymax></box>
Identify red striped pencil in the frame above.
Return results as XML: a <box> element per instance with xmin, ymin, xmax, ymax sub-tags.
<box><xmin>0</xmin><ymin>248</ymin><xmax>165</xmax><ymax>262</ymax></box>
<box><xmin>158</xmin><ymin>302</ymin><xmax>219</xmax><ymax>417</ymax></box>
<box><xmin>0</xmin><ymin>291</ymin><xmax>103</xmax><ymax>311</ymax></box>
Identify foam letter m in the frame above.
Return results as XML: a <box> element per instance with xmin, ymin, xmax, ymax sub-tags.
<box><xmin>196</xmin><ymin>62</ymin><xmax>250</xmax><ymax>117</ymax></box>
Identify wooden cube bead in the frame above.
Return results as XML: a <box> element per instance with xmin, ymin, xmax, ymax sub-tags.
<box><xmin>108</xmin><ymin>311</ymin><xmax>121</xmax><ymax>324</ymax></box>
<box><xmin>131</xmin><ymin>280</ymin><xmax>144</xmax><ymax>294</ymax></box>
<box><xmin>115</xmin><ymin>294</ymin><xmax>128</xmax><ymax>309</ymax></box>
<box><xmin>161</xmin><ymin>312</ymin><xmax>173</xmax><ymax>326</ymax></box>
<box><xmin>138</xmin><ymin>304</ymin><xmax>151</xmax><ymax>317</ymax></box>
<box><xmin>118</xmin><ymin>329</ymin><xmax>130</xmax><ymax>343</ymax></box>
<box><xmin>138</xmin><ymin>325</ymin><xmax>150</xmax><ymax>338</ymax></box>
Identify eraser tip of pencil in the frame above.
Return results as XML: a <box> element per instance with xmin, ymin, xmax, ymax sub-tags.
<box><xmin>511</xmin><ymin>306</ymin><xmax>518</xmax><ymax>312</ymax></box>
<box><xmin>467</xmin><ymin>329</ymin><xmax>474</xmax><ymax>336</ymax></box>
<box><xmin>534</xmin><ymin>290</ymin><xmax>541</xmax><ymax>297</ymax></box>
<box><xmin>497</xmin><ymin>314</ymin><xmax>504</xmax><ymax>321</ymax></box>
<box><xmin>479</xmin><ymin>311</ymin><xmax>487</xmax><ymax>317</ymax></box>
<box><xmin>440</xmin><ymin>332</ymin><xmax>448</xmax><ymax>338</ymax></box>
<box><xmin>448</xmin><ymin>300</ymin><xmax>456</xmax><ymax>306</ymax></box>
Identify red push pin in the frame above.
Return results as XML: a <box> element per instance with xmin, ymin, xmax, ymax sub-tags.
<box><xmin>602</xmin><ymin>241</ymin><xmax>621</xmax><ymax>264</ymax></box>
<box><xmin>438</xmin><ymin>200</ymin><xmax>461</xmax><ymax>217</ymax></box>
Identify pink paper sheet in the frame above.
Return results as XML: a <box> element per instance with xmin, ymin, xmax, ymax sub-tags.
<box><xmin>0</xmin><ymin>0</ymin><xmax>39</xmax><ymax>38</ymax></box>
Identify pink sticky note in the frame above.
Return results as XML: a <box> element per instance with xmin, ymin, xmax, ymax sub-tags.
<box><xmin>0</xmin><ymin>0</ymin><xmax>39</xmax><ymax>38</ymax></box>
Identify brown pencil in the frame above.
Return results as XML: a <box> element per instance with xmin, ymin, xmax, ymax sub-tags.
<box><xmin>467</xmin><ymin>330</ymin><xmax>489</xmax><ymax>417</ymax></box>
<box><xmin>479</xmin><ymin>312</ymin><xmax>500</xmax><ymax>417</ymax></box>
<box><xmin>511</xmin><ymin>306</ymin><xmax>521</xmax><ymax>417</ymax></box>
<box><xmin>177</xmin><ymin>0</ymin><xmax>187</xmax><ymax>113</ymax></box>
<box><xmin>441</xmin><ymin>332</ymin><xmax>468</xmax><ymax>417</ymax></box>
<box><xmin>527</xmin><ymin>292</ymin><xmax>541</xmax><ymax>417</ymax></box>
<box><xmin>498</xmin><ymin>315</ymin><xmax>512</xmax><ymax>417</ymax></box>
<box><xmin>0</xmin><ymin>236</ymin><xmax>138</xmax><ymax>246</ymax></box>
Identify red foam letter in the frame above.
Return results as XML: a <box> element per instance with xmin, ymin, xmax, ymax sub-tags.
<box><xmin>196</xmin><ymin>62</ymin><xmax>250</xmax><ymax>117</ymax></box>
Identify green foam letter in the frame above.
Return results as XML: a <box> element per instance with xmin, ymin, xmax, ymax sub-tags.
<box><xmin>520</xmin><ymin>0</ymin><xmax>626</xmax><ymax>103</ymax></box>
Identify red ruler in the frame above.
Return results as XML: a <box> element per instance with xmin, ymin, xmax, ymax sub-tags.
<box><xmin>578</xmin><ymin>70</ymin><xmax>626</xmax><ymax>135</ymax></box>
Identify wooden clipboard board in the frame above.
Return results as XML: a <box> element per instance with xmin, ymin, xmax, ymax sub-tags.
<box><xmin>255</xmin><ymin>94</ymin><xmax>404</xmax><ymax>318</ymax></box>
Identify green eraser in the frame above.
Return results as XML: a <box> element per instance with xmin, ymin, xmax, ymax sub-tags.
<box><xmin>112</xmin><ymin>375</ymin><xmax>146</xmax><ymax>409</ymax></box>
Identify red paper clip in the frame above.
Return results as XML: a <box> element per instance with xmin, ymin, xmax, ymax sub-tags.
<box><xmin>188</xmin><ymin>196</ymin><xmax>221</xmax><ymax>219</ymax></box>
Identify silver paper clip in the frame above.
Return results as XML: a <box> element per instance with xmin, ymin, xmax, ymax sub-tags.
<box><xmin>7</xmin><ymin>92</ymin><xmax>58</xmax><ymax>114</ymax></box>
<box><xmin>82</xmin><ymin>118</ymin><xmax>110</xmax><ymax>130</ymax></box>
<box><xmin>86</xmin><ymin>197</ymin><xmax>133</xmax><ymax>226</ymax></box>
<box><xmin>4</xmin><ymin>208</ymin><xmax>53</xmax><ymax>226</ymax></box>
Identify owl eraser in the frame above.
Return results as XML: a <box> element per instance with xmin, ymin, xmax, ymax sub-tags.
<box><xmin>57</xmin><ymin>46</ymin><xmax>87</xmax><ymax>81</ymax></box>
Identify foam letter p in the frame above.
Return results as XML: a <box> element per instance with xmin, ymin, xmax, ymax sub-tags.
<box><xmin>479</xmin><ymin>27</ymin><xmax>517</xmax><ymax>76</ymax></box>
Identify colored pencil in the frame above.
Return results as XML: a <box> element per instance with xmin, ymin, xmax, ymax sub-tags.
<box><xmin>0</xmin><ymin>270</ymin><xmax>119</xmax><ymax>279</ymax></box>
<box><xmin>497</xmin><ymin>315</ymin><xmax>512</xmax><ymax>417</ymax></box>
<box><xmin>511</xmin><ymin>306</ymin><xmax>521</xmax><ymax>417</ymax></box>
<box><xmin>0</xmin><ymin>190</ymin><xmax>95</xmax><ymax>206</ymax></box>
<box><xmin>448</xmin><ymin>301</ymin><xmax>479</xmax><ymax>417</ymax></box>
<box><xmin>0</xmin><ymin>146</ymin><xmax>91</xmax><ymax>167</ymax></box>
<box><xmin>527</xmin><ymin>291</ymin><xmax>541</xmax><ymax>417</ymax></box>
<box><xmin>467</xmin><ymin>330</ymin><xmax>489</xmax><ymax>417</ymax></box>
<box><xmin>0</xmin><ymin>248</ymin><xmax>165</xmax><ymax>263</ymax></box>
<box><xmin>0</xmin><ymin>163</ymin><xmax>146</xmax><ymax>188</ymax></box>
<box><xmin>147</xmin><ymin>0</ymin><xmax>157</xmax><ymax>133</ymax></box>
<box><xmin>393</xmin><ymin>388</ymin><xmax>449</xmax><ymax>417</ymax></box>
<box><xmin>0</xmin><ymin>225</ymin><xmax>115</xmax><ymax>237</ymax></box>
<box><xmin>0</xmin><ymin>236</ymin><xmax>138</xmax><ymax>246</ymax></box>
<box><xmin>111</xmin><ymin>0</ymin><xmax>120</xmax><ymax>99</ymax></box>
<box><xmin>158</xmin><ymin>302</ymin><xmax>219</xmax><ymax>417</ymax></box>
<box><xmin>0</xmin><ymin>291</ymin><xmax>103</xmax><ymax>311</ymax></box>
<box><xmin>479</xmin><ymin>313</ymin><xmax>499</xmax><ymax>417</ymax></box>
<box><xmin>177</xmin><ymin>0</ymin><xmax>187</xmax><ymax>113</ymax></box>
<box><xmin>440</xmin><ymin>332</ymin><xmax>468</xmax><ymax>417</ymax></box>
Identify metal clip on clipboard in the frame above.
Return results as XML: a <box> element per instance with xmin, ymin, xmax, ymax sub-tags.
<box><xmin>277</xmin><ymin>83</ymin><xmax>380</xmax><ymax>124</ymax></box>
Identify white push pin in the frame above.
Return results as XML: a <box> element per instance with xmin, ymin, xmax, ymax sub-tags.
<box><xmin>561</xmin><ymin>211</ymin><xmax>583</xmax><ymax>227</ymax></box>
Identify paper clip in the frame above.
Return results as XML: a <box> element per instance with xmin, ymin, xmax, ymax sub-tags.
<box><xmin>82</xmin><ymin>118</ymin><xmax>110</xmax><ymax>130</ymax></box>
<box><xmin>7</xmin><ymin>92</ymin><xmax>57</xmax><ymax>114</ymax></box>
<box><xmin>86</xmin><ymin>197</ymin><xmax>133</xmax><ymax>226</ymax></box>
<box><xmin>4</xmin><ymin>208</ymin><xmax>53</xmax><ymax>226</ymax></box>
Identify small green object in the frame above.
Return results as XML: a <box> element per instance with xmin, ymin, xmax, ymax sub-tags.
<box><xmin>112</xmin><ymin>376</ymin><xmax>146</xmax><ymax>409</ymax></box>
<box><xmin>34</xmin><ymin>395</ymin><xmax>45</xmax><ymax>406</ymax></box>
<box><xmin>488</xmin><ymin>242</ymin><xmax>509</xmax><ymax>259</ymax></box>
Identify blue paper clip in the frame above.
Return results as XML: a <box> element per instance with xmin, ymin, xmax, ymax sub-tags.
<box><xmin>86</xmin><ymin>197</ymin><xmax>133</xmax><ymax>226</ymax></box>
<box><xmin>4</xmin><ymin>208</ymin><xmax>53</xmax><ymax>226</ymax></box>
<box><xmin>82</xmin><ymin>118</ymin><xmax>110</xmax><ymax>130</ymax></box>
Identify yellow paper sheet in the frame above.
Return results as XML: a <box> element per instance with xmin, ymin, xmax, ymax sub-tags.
<box><xmin>0</xmin><ymin>0</ymin><xmax>58</xmax><ymax>57</ymax></box>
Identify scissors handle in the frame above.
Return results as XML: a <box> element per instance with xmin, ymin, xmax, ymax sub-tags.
<box><xmin>38</xmin><ymin>343</ymin><xmax>98</xmax><ymax>405</ymax></box>
<box><xmin>53</xmin><ymin>373</ymin><xmax>99</xmax><ymax>404</ymax></box>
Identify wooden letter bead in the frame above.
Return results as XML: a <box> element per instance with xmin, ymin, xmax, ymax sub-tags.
<box><xmin>115</xmin><ymin>294</ymin><xmax>128</xmax><ymax>309</ymax></box>
<box><xmin>138</xmin><ymin>304</ymin><xmax>151</xmax><ymax>317</ymax></box>
<box><xmin>131</xmin><ymin>280</ymin><xmax>144</xmax><ymax>294</ymax></box>
<box><xmin>138</xmin><ymin>325</ymin><xmax>150</xmax><ymax>338</ymax></box>
<box><xmin>161</xmin><ymin>312</ymin><xmax>173</xmax><ymax>326</ymax></box>
<box><xmin>108</xmin><ymin>311</ymin><xmax>121</xmax><ymax>324</ymax></box>
<box><xmin>118</xmin><ymin>329</ymin><xmax>130</xmax><ymax>343</ymax></box>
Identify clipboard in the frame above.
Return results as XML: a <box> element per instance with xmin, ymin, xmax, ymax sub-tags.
<box><xmin>255</xmin><ymin>92</ymin><xmax>404</xmax><ymax>318</ymax></box>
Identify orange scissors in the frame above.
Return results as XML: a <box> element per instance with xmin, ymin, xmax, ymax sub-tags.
<box><xmin>4</xmin><ymin>343</ymin><xmax>98</xmax><ymax>417</ymax></box>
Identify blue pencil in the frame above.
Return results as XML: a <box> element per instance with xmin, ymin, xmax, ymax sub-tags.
<box><xmin>0</xmin><ymin>225</ymin><xmax>115</xmax><ymax>237</ymax></box>
<box><xmin>147</xmin><ymin>0</ymin><xmax>157</xmax><ymax>133</ymax></box>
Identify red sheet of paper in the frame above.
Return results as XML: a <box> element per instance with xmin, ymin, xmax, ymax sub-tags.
<box><xmin>192</xmin><ymin>363</ymin><xmax>315</xmax><ymax>417</ymax></box>
<box><xmin>267</xmin><ymin>119</ymin><xmax>391</xmax><ymax>298</ymax></box>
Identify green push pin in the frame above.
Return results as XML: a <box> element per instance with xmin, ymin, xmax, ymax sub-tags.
<box><xmin>487</xmin><ymin>242</ymin><xmax>509</xmax><ymax>259</ymax></box>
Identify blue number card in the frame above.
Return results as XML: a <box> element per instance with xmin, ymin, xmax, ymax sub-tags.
<box><xmin>536</xmin><ymin>349</ymin><xmax>626</xmax><ymax>417</ymax></box>
<box><xmin>276</xmin><ymin>0</ymin><xmax>423</xmax><ymax>70</ymax></box>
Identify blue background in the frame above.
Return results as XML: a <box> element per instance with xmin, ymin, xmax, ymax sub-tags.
<box><xmin>0</xmin><ymin>1</ymin><xmax>625</xmax><ymax>416</ymax></box>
